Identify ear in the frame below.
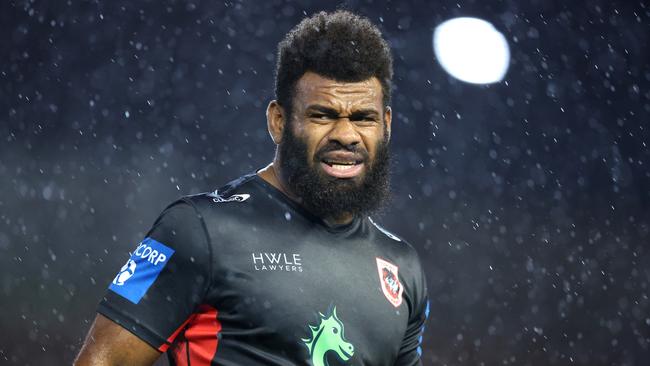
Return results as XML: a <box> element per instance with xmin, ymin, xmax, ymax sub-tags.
<box><xmin>384</xmin><ymin>106</ymin><xmax>392</xmax><ymax>140</ymax></box>
<box><xmin>266</xmin><ymin>100</ymin><xmax>286</xmax><ymax>145</ymax></box>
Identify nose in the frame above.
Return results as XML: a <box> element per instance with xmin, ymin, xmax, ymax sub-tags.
<box><xmin>327</xmin><ymin>118</ymin><xmax>361</xmax><ymax>147</ymax></box>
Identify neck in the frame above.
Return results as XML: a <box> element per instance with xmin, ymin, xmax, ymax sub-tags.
<box><xmin>257</xmin><ymin>162</ymin><xmax>355</xmax><ymax>226</ymax></box>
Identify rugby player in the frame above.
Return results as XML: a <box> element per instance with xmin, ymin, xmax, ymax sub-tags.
<box><xmin>75</xmin><ymin>10</ymin><xmax>429</xmax><ymax>366</ymax></box>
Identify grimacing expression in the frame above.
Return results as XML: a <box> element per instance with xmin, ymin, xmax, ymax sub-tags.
<box><xmin>277</xmin><ymin>72</ymin><xmax>392</xmax><ymax>219</ymax></box>
<box><xmin>290</xmin><ymin>72</ymin><xmax>391</xmax><ymax>181</ymax></box>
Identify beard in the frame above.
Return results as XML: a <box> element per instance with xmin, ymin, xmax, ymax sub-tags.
<box><xmin>277</xmin><ymin>126</ymin><xmax>391</xmax><ymax>221</ymax></box>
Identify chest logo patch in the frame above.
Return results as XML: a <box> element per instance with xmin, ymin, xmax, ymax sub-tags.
<box><xmin>376</xmin><ymin>257</ymin><xmax>404</xmax><ymax>308</ymax></box>
<box><xmin>302</xmin><ymin>306</ymin><xmax>354</xmax><ymax>366</ymax></box>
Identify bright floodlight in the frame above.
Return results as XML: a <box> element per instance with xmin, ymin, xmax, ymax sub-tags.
<box><xmin>433</xmin><ymin>17</ymin><xmax>510</xmax><ymax>84</ymax></box>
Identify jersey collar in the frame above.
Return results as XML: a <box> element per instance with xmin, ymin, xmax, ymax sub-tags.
<box><xmin>251</xmin><ymin>173</ymin><xmax>362</xmax><ymax>235</ymax></box>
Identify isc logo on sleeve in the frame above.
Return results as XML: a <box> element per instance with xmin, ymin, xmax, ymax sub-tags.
<box><xmin>109</xmin><ymin>237</ymin><xmax>175</xmax><ymax>304</ymax></box>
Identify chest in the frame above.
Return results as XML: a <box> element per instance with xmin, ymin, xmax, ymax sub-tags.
<box><xmin>204</xmin><ymin>219</ymin><xmax>410</xmax><ymax>365</ymax></box>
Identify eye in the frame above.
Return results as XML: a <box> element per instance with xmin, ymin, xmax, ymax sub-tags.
<box><xmin>332</xmin><ymin>327</ymin><xmax>339</xmax><ymax>334</ymax></box>
<box><xmin>350</xmin><ymin>115</ymin><xmax>378</xmax><ymax>124</ymax></box>
<box><xmin>311</xmin><ymin>113</ymin><xmax>333</xmax><ymax>120</ymax></box>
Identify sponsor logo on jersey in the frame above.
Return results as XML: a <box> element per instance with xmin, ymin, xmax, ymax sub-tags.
<box><xmin>251</xmin><ymin>252</ymin><xmax>303</xmax><ymax>272</ymax></box>
<box><xmin>109</xmin><ymin>237</ymin><xmax>175</xmax><ymax>304</ymax></box>
<box><xmin>207</xmin><ymin>190</ymin><xmax>250</xmax><ymax>203</ymax></box>
<box><xmin>302</xmin><ymin>306</ymin><xmax>354</xmax><ymax>366</ymax></box>
<box><xmin>376</xmin><ymin>257</ymin><xmax>404</xmax><ymax>307</ymax></box>
<box><xmin>112</xmin><ymin>259</ymin><xmax>137</xmax><ymax>286</ymax></box>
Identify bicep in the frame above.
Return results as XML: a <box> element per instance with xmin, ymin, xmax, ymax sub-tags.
<box><xmin>74</xmin><ymin>314</ymin><xmax>161</xmax><ymax>366</ymax></box>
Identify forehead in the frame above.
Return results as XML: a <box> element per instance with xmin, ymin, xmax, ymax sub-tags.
<box><xmin>293</xmin><ymin>71</ymin><xmax>383</xmax><ymax>108</ymax></box>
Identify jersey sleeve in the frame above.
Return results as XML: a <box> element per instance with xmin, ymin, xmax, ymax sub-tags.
<box><xmin>97</xmin><ymin>199</ymin><xmax>212</xmax><ymax>352</ymax></box>
<box><xmin>394</xmin><ymin>250</ymin><xmax>429</xmax><ymax>366</ymax></box>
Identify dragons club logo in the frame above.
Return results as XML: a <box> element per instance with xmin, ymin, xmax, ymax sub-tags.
<box><xmin>302</xmin><ymin>306</ymin><xmax>354</xmax><ymax>366</ymax></box>
<box><xmin>112</xmin><ymin>259</ymin><xmax>137</xmax><ymax>286</ymax></box>
<box><xmin>376</xmin><ymin>257</ymin><xmax>403</xmax><ymax>307</ymax></box>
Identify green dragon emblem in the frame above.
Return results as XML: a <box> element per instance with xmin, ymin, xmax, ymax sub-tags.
<box><xmin>302</xmin><ymin>306</ymin><xmax>355</xmax><ymax>366</ymax></box>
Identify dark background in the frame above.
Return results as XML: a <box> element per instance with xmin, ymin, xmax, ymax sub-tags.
<box><xmin>1</xmin><ymin>0</ymin><xmax>649</xmax><ymax>365</ymax></box>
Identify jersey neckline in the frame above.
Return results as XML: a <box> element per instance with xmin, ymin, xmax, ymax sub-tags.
<box><xmin>249</xmin><ymin>172</ymin><xmax>362</xmax><ymax>235</ymax></box>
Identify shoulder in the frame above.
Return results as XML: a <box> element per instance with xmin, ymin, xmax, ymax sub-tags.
<box><xmin>166</xmin><ymin>174</ymin><xmax>279</xmax><ymax>233</ymax></box>
<box><xmin>147</xmin><ymin>174</ymin><xmax>259</xmax><ymax>233</ymax></box>
<box><xmin>180</xmin><ymin>174</ymin><xmax>259</xmax><ymax>212</ymax></box>
<box><xmin>366</xmin><ymin>216</ymin><xmax>424</xmax><ymax>277</ymax></box>
<box><xmin>368</xmin><ymin>216</ymin><xmax>407</xmax><ymax>243</ymax></box>
<box><xmin>366</xmin><ymin>217</ymin><xmax>427</xmax><ymax>313</ymax></box>
<box><xmin>148</xmin><ymin>174</ymin><xmax>261</xmax><ymax>258</ymax></box>
<box><xmin>368</xmin><ymin>217</ymin><xmax>417</xmax><ymax>255</ymax></box>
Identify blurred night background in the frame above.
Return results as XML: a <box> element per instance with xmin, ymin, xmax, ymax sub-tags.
<box><xmin>1</xmin><ymin>0</ymin><xmax>649</xmax><ymax>365</ymax></box>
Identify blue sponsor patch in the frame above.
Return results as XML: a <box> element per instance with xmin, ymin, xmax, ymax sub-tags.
<box><xmin>109</xmin><ymin>237</ymin><xmax>175</xmax><ymax>304</ymax></box>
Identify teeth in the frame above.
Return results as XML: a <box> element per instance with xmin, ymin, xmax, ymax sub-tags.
<box><xmin>325</xmin><ymin>161</ymin><xmax>356</xmax><ymax>166</ymax></box>
<box><xmin>332</xmin><ymin>164</ymin><xmax>354</xmax><ymax>170</ymax></box>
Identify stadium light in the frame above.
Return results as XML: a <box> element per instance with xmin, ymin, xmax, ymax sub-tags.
<box><xmin>433</xmin><ymin>17</ymin><xmax>510</xmax><ymax>84</ymax></box>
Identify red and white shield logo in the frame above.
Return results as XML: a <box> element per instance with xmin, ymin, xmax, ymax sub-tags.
<box><xmin>376</xmin><ymin>257</ymin><xmax>403</xmax><ymax>307</ymax></box>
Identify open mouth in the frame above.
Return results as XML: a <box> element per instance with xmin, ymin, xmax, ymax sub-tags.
<box><xmin>320</xmin><ymin>159</ymin><xmax>364</xmax><ymax>178</ymax></box>
<box><xmin>319</xmin><ymin>150</ymin><xmax>366</xmax><ymax>178</ymax></box>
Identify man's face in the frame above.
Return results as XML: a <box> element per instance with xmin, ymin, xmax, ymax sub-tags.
<box><xmin>277</xmin><ymin>72</ymin><xmax>392</xmax><ymax>221</ymax></box>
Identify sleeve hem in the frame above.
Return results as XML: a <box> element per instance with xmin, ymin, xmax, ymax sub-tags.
<box><xmin>97</xmin><ymin>300</ymin><xmax>170</xmax><ymax>352</ymax></box>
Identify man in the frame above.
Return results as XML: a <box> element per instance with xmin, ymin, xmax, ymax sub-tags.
<box><xmin>75</xmin><ymin>10</ymin><xmax>429</xmax><ymax>366</ymax></box>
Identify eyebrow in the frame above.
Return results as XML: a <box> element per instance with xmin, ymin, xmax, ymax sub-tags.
<box><xmin>349</xmin><ymin>109</ymin><xmax>380</xmax><ymax>118</ymax></box>
<box><xmin>305</xmin><ymin>104</ymin><xmax>380</xmax><ymax>117</ymax></box>
<box><xmin>306</xmin><ymin>104</ymin><xmax>339</xmax><ymax>115</ymax></box>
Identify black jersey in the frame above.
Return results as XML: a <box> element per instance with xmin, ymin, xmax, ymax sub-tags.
<box><xmin>98</xmin><ymin>173</ymin><xmax>429</xmax><ymax>366</ymax></box>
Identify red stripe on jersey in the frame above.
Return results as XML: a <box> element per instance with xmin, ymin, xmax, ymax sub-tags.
<box><xmin>158</xmin><ymin>315</ymin><xmax>195</xmax><ymax>353</ymax></box>
<box><xmin>170</xmin><ymin>305</ymin><xmax>221</xmax><ymax>366</ymax></box>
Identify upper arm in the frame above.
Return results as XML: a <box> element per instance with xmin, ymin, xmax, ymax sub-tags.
<box><xmin>74</xmin><ymin>314</ymin><xmax>161</xmax><ymax>366</ymax></box>
<box><xmin>84</xmin><ymin>200</ymin><xmax>212</xmax><ymax>359</ymax></box>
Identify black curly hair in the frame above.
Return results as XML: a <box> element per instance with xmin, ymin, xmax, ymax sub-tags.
<box><xmin>274</xmin><ymin>10</ymin><xmax>393</xmax><ymax>119</ymax></box>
